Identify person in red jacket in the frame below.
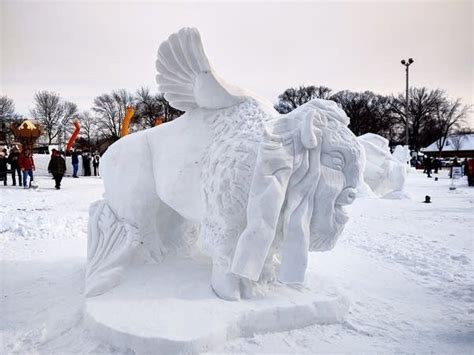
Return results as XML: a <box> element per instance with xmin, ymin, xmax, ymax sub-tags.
<box><xmin>19</xmin><ymin>149</ymin><xmax>35</xmax><ymax>189</ymax></box>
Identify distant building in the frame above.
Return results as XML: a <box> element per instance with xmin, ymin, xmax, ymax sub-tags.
<box><xmin>0</xmin><ymin>118</ymin><xmax>23</xmax><ymax>147</ymax></box>
<box><xmin>422</xmin><ymin>133</ymin><xmax>474</xmax><ymax>158</ymax></box>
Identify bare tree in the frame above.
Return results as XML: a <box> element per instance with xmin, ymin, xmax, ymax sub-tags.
<box><xmin>274</xmin><ymin>85</ymin><xmax>332</xmax><ymax>114</ymax></box>
<box><xmin>30</xmin><ymin>91</ymin><xmax>78</xmax><ymax>144</ymax></box>
<box><xmin>0</xmin><ymin>96</ymin><xmax>15</xmax><ymax>119</ymax></box>
<box><xmin>450</xmin><ymin>132</ymin><xmax>466</xmax><ymax>152</ymax></box>
<box><xmin>135</xmin><ymin>87</ymin><xmax>165</xmax><ymax>129</ymax></box>
<box><xmin>156</xmin><ymin>94</ymin><xmax>183</xmax><ymax>123</ymax></box>
<box><xmin>434</xmin><ymin>98</ymin><xmax>469</xmax><ymax>155</ymax></box>
<box><xmin>92</xmin><ymin>89</ymin><xmax>135</xmax><ymax>141</ymax></box>
<box><xmin>330</xmin><ymin>90</ymin><xmax>397</xmax><ymax>138</ymax></box>
<box><xmin>391</xmin><ymin>87</ymin><xmax>444</xmax><ymax>151</ymax></box>
<box><xmin>78</xmin><ymin>111</ymin><xmax>98</xmax><ymax>151</ymax></box>
<box><xmin>0</xmin><ymin>96</ymin><xmax>22</xmax><ymax>146</ymax></box>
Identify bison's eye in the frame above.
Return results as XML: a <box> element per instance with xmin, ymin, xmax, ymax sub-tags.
<box><xmin>322</xmin><ymin>152</ymin><xmax>345</xmax><ymax>170</ymax></box>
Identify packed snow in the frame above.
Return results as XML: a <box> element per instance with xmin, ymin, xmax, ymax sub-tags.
<box><xmin>1</xmin><ymin>169</ymin><xmax>473</xmax><ymax>353</ymax></box>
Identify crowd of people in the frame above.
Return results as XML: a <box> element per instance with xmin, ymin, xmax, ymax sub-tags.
<box><xmin>0</xmin><ymin>146</ymin><xmax>35</xmax><ymax>188</ymax></box>
<box><xmin>0</xmin><ymin>146</ymin><xmax>100</xmax><ymax>190</ymax></box>
<box><xmin>422</xmin><ymin>156</ymin><xmax>470</xmax><ymax>179</ymax></box>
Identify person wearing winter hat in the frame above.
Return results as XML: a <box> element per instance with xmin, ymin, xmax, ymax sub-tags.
<box><xmin>8</xmin><ymin>145</ymin><xmax>22</xmax><ymax>186</ymax></box>
<box><xmin>48</xmin><ymin>149</ymin><xmax>67</xmax><ymax>189</ymax></box>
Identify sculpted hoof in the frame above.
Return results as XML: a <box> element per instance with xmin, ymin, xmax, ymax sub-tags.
<box><xmin>211</xmin><ymin>264</ymin><xmax>241</xmax><ymax>301</ymax></box>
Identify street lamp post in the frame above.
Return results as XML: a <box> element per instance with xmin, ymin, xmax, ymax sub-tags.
<box><xmin>401</xmin><ymin>58</ymin><xmax>414</xmax><ymax>147</ymax></box>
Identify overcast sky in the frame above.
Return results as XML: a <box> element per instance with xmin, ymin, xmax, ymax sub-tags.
<box><xmin>1</xmin><ymin>0</ymin><xmax>472</xmax><ymax>125</ymax></box>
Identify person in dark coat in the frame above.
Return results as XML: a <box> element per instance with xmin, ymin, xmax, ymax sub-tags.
<box><xmin>0</xmin><ymin>151</ymin><xmax>8</xmax><ymax>186</ymax></box>
<box><xmin>48</xmin><ymin>149</ymin><xmax>67</xmax><ymax>189</ymax></box>
<box><xmin>82</xmin><ymin>152</ymin><xmax>91</xmax><ymax>176</ymax></box>
<box><xmin>433</xmin><ymin>158</ymin><xmax>441</xmax><ymax>174</ymax></box>
<box><xmin>463</xmin><ymin>158</ymin><xmax>468</xmax><ymax>176</ymax></box>
<box><xmin>8</xmin><ymin>146</ymin><xmax>22</xmax><ymax>186</ymax></box>
<box><xmin>92</xmin><ymin>151</ymin><xmax>100</xmax><ymax>176</ymax></box>
<box><xmin>425</xmin><ymin>156</ymin><xmax>432</xmax><ymax>178</ymax></box>
<box><xmin>71</xmin><ymin>149</ymin><xmax>79</xmax><ymax>178</ymax></box>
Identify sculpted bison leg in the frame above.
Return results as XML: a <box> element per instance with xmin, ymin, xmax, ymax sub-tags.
<box><xmin>211</xmin><ymin>259</ymin><xmax>241</xmax><ymax>301</ymax></box>
<box><xmin>200</xmin><ymin>216</ymin><xmax>243</xmax><ymax>301</ymax></box>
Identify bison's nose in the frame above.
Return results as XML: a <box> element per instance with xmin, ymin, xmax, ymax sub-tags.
<box><xmin>336</xmin><ymin>187</ymin><xmax>356</xmax><ymax>206</ymax></box>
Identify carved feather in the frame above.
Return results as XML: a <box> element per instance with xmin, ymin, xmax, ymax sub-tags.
<box><xmin>85</xmin><ymin>200</ymin><xmax>138</xmax><ymax>297</ymax></box>
<box><xmin>156</xmin><ymin>27</ymin><xmax>244</xmax><ymax>111</ymax></box>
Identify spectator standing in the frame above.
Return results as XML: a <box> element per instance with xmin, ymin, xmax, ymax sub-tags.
<box><xmin>48</xmin><ymin>149</ymin><xmax>66</xmax><ymax>189</ymax></box>
<box><xmin>433</xmin><ymin>158</ymin><xmax>441</xmax><ymax>174</ymax></box>
<box><xmin>19</xmin><ymin>149</ymin><xmax>35</xmax><ymax>189</ymax></box>
<box><xmin>92</xmin><ymin>151</ymin><xmax>100</xmax><ymax>176</ymax></box>
<box><xmin>0</xmin><ymin>151</ymin><xmax>8</xmax><ymax>186</ymax></box>
<box><xmin>425</xmin><ymin>156</ymin><xmax>432</xmax><ymax>178</ymax></box>
<box><xmin>462</xmin><ymin>158</ymin><xmax>468</xmax><ymax>176</ymax></box>
<box><xmin>8</xmin><ymin>146</ymin><xmax>22</xmax><ymax>186</ymax></box>
<box><xmin>71</xmin><ymin>149</ymin><xmax>79</xmax><ymax>178</ymax></box>
<box><xmin>83</xmin><ymin>152</ymin><xmax>91</xmax><ymax>176</ymax></box>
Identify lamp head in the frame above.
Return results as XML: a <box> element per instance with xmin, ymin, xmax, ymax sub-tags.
<box><xmin>408</xmin><ymin>58</ymin><xmax>414</xmax><ymax>64</ymax></box>
<box><xmin>401</xmin><ymin>59</ymin><xmax>406</xmax><ymax>65</ymax></box>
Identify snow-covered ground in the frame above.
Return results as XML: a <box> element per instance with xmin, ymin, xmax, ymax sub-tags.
<box><xmin>1</xmin><ymin>170</ymin><xmax>473</xmax><ymax>353</ymax></box>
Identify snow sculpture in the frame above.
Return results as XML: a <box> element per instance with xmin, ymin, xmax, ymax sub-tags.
<box><xmin>357</xmin><ymin>133</ymin><xmax>408</xmax><ymax>199</ymax></box>
<box><xmin>392</xmin><ymin>144</ymin><xmax>411</xmax><ymax>172</ymax></box>
<box><xmin>86</xmin><ymin>28</ymin><xmax>363</xmax><ymax>302</ymax></box>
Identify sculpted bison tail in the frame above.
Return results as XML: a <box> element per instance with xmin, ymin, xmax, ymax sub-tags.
<box><xmin>85</xmin><ymin>200</ymin><xmax>140</xmax><ymax>297</ymax></box>
<box><xmin>155</xmin><ymin>27</ymin><xmax>244</xmax><ymax>112</ymax></box>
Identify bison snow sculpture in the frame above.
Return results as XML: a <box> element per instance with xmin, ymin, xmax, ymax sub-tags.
<box><xmin>86</xmin><ymin>28</ymin><xmax>363</xmax><ymax>301</ymax></box>
<box><xmin>357</xmin><ymin>133</ymin><xmax>408</xmax><ymax>199</ymax></box>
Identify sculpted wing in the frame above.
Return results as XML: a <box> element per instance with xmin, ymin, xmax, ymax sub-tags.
<box><xmin>156</xmin><ymin>27</ymin><xmax>247</xmax><ymax>111</ymax></box>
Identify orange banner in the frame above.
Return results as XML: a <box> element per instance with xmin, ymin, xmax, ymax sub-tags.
<box><xmin>66</xmin><ymin>119</ymin><xmax>80</xmax><ymax>152</ymax></box>
<box><xmin>120</xmin><ymin>107</ymin><xmax>136</xmax><ymax>137</ymax></box>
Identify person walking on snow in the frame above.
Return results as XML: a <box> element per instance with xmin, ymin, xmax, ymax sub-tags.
<box><xmin>92</xmin><ymin>151</ymin><xmax>100</xmax><ymax>176</ymax></box>
<box><xmin>71</xmin><ymin>149</ymin><xmax>79</xmax><ymax>178</ymax></box>
<box><xmin>425</xmin><ymin>156</ymin><xmax>432</xmax><ymax>178</ymax></box>
<box><xmin>19</xmin><ymin>149</ymin><xmax>35</xmax><ymax>189</ymax></box>
<box><xmin>8</xmin><ymin>146</ymin><xmax>22</xmax><ymax>186</ymax></box>
<box><xmin>48</xmin><ymin>149</ymin><xmax>66</xmax><ymax>189</ymax></box>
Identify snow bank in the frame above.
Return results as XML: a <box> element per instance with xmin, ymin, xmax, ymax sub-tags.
<box><xmin>33</xmin><ymin>154</ymin><xmax>83</xmax><ymax>177</ymax></box>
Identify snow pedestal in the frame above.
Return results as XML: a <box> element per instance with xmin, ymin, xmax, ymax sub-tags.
<box><xmin>84</xmin><ymin>256</ymin><xmax>349</xmax><ymax>354</ymax></box>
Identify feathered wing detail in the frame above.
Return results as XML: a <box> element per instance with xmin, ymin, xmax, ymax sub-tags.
<box><xmin>156</xmin><ymin>27</ymin><xmax>245</xmax><ymax>111</ymax></box>
<box><xmin>85</xmin><ymin>200</ymin><xmax>140</xmax><ymax>297</ymax></box>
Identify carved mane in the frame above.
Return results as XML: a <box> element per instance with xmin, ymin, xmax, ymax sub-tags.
<box><xmin>231</xmin><ymin>99</ymin><xmax>344</xmax><ymax>283</ymax></box>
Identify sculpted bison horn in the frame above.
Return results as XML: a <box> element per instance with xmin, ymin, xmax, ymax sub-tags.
<box><xmin>300</xmin><ymin>111</ymin><xmax>319</xmax><ymax>149</ymax></box>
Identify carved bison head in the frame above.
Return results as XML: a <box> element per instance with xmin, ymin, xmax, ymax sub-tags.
<box><xmin>231</xmin><ymin>99</ymin><xmax>363</xmax><ymax>283</ymax></box>
<box><xmin>308</xmin><ymin>110</ymin><xmax>363</xmax><ymax>252</ymax></box>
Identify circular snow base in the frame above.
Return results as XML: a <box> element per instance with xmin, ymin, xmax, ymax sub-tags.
<box><xmin>85</xmin><ymin>257</ymin><xmax>349</xmax><ymax>354</ymax></box>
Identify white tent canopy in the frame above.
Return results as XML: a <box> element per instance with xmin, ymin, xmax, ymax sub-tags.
<box><xmin>422</xmin><ymin>133</ymin><xmax>474</xmax><ymax>153</ymax></box>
